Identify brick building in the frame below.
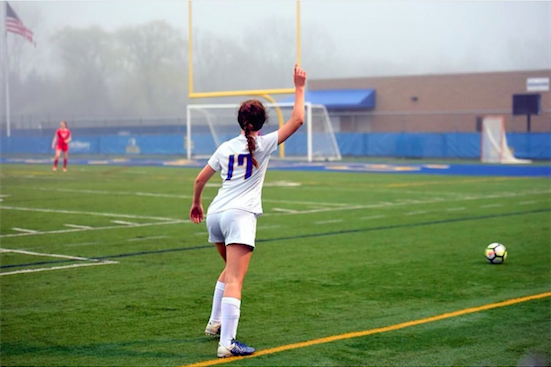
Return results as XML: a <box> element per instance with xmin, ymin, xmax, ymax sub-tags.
<box><xmin>310</xmin><ymin>70</ymin><xmax>551</xmax><ymax>133</ymax></box>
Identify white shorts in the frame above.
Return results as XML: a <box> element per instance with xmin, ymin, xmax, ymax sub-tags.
<box><xmin>206</xmin><ymin>209</ymin><xmax>258</xmax><ymax>248</ymax></box>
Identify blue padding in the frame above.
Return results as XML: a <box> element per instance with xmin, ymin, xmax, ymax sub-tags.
<box><xmin>1</xmin><ymin>132</ymin><xmax>550</xmax><ymax>160</ymax></box>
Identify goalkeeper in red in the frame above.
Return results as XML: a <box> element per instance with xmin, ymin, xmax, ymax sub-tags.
<box><xmin>190</xmin><ymin>65</ymin><xmax>307</xmax><ymax>358</ymax></box>
<box><xmin>51</xmin><ymin>120</ymin><xmax>71</xmax><ymax>172</ymax></box>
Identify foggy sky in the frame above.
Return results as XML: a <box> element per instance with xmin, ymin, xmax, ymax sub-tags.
<box><xmin>10</xmin><ymin>0</ymin><xmax>551</xmax><ymax>82</ymax></box>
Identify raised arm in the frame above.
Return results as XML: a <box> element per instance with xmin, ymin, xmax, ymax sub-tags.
<box><xmin>278</xmin><ymin>65</ymin><xmax>307</xmax><ymax>145</ymax></box>
<box><xmin>190</xmin><ymin>164</ymin><xmax>217</xmax><ymax>224</ymax></box>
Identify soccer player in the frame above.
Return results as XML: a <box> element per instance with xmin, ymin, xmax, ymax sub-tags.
<box><xmin>190</xmin><ymin>65</ymin><xmax>307</xmax><ymax>358</ymax></box>
<box><xmin>51</xmin><ymin>120</ymin><xmax>71</xmax><ymax>172</ymax></box>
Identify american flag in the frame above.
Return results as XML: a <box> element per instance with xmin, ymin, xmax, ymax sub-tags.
<box><xmin>5</xmin><ymin>2</ymin><xmax>36</xmax><ymax>45</ymax></box>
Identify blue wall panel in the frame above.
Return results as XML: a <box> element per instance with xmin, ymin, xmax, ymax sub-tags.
<box><xmin>1</xmin><ymin>132</ymin><xmax>550</xmax><ymax>160</ymax></box>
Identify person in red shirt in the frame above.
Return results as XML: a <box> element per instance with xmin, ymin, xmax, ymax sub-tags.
<box><xmin>51</xmin><ymin>121</ymin><xmax>72</xmax><ymax>172</ymax></box>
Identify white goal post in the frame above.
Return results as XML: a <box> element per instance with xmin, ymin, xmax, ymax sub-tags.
<box><xmin>185</xmin><ymin>102</ymin><xmax>342</xmax><ymax>162</ymax></box>
<box><xmin>481</xmin><ymin>116</ymin><xmax>531</xmax><ymax>164</ymax></box>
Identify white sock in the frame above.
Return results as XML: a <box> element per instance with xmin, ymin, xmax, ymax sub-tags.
<box><xmin>209</xmin><ymin>281</ymin><xmax>225</xmax><ymax>323</ymax></box>
<box><xmin>221</xmin><ymin>297</ymin><xmax>241</xmax><ymax>347</ymax></box>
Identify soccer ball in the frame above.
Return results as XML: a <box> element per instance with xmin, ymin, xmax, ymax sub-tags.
<box><xmin>485</xmin><ymin>243</ymin><xmax>507</xmax><ymax>264</ymax></box>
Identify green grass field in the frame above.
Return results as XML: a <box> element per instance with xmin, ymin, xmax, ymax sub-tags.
<box><xmin>1</xmin><ymin>163</ymin><xmax>550</xmax><ymax>366</ymax></box>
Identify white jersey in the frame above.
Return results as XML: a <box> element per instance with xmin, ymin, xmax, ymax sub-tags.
<box><xmin>206</xmin><ymin>131</ymin><xmax>278</xmax><ymax>216</ymax></box>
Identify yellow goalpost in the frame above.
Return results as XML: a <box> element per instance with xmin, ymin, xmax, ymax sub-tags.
<box><xmin>187</xmin><ymin>1</ymin><xmax>302</xmax><ymax>158</ymax></box>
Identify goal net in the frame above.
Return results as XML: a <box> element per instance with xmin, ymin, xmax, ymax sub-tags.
<box><xmin>481</xmin><ymin>116</ymin><xmax>531</xmax><ymax>164</ymax></box>
<box><xmin>185</xmin><ymin>102</ymin><xmax>342</xmax><ymax>162</ymax></box>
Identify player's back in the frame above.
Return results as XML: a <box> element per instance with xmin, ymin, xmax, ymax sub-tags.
<box><xmin>207</xmin><ymin>131</ymin><xmax>278</xmax><ymax>216</ymax></box>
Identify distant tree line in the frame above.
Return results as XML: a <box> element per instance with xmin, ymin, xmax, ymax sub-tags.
<box><xmin>6</xmin><ymin>19</ymin><xmax>341</xmax><ymax>120</ymax></box>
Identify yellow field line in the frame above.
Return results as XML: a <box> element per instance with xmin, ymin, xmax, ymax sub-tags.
<box><xmin>180</xmin><ymin>292</ymin><xmax>551</xmax><ymax>367</ymax></box>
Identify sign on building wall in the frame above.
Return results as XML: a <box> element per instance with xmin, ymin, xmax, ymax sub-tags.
<box><xmin>527</xmin><ymin>77</ymin><xmax>550</xmax><ymax>92</ymax></box>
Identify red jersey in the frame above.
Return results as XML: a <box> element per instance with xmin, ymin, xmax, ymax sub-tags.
<box><xmin>56</xmin><ymin>128</ymin><xmax>71</xmax><ymax>151</ymax></box>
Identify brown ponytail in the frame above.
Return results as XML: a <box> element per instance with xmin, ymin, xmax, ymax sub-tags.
<box><xmin>244</xmin><ymin>123</ymin><xmax>259</xmax><ymax>168</ymax></box>
<box><xmin>238</xmin><ymin>100</ymin><xmax>267</xmax><ymax>171</ymax></box>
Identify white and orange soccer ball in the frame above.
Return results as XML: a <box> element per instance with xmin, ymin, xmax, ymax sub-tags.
<box><xmin>485</xmin><ymin>243</ymin><xmax>507</xmax><ymax>264</ymax></box>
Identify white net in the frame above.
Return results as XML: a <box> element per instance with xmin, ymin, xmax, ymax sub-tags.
<box><xmin>186</xmin><ymin>102</ymin><xmax>341</xmax><ymax>161</ymax></box>
<box><xmin>481</xmin><ymin>116</ymin><xmax>531</xmax><ymax>164</ymax></box>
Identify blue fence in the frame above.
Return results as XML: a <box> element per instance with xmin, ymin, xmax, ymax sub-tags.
<box><xmin>1</xmin><ymin>132</ymin><xmax>550</xmax><ymax>160</ymax></box>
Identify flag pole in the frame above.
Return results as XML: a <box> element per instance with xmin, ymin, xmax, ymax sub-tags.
<box><xmin>2</xmin><ymin>1</ymin><xmax>10</xmax><ymax>138</ymax></box>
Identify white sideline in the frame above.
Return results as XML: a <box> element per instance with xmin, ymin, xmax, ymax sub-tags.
<box><xmin>12</xmin><ymin>227</ymin><xmax>39</xmax><ymax>233</ymax></box>
<box><xmin>111</xmin><ymin>220</ymin><xmax>139</xmax><ymax>226</ymax></box>
<box><xmin>22</xmin><ymin>187</ymin><xmax>350</xmax><ymax>207</ymax></box>
<box><xmin>360</xmin><ymin>215</ymin><xmax>387</xmax><ymax>220</ymax></box>
<box><xmin>0</xmin><ymin>205</ymin><xmax>177</xmax><ymax>221</ymax></box>
<box><xmin>64</xmin><ymin>224</ymin><xmax>93</xmax><ymax>229</ymax></box>
<box><xmin>0</xmin><ymin>262</ymin><xmax>118</xmax><ymax>276</ymax></box>
<box><xmin>263</xmin><ymin>189</ymin><xmax>551</xmax><ymax>216</ymax></box>
<box><xmin>0</xmin><ymin>248</ymin><xmax>92</xmax><ymax>261</ymax></box>
<box><xmin>0</xmin><ymin>220</ymin><xmax>186</xmax><ymax>238</ymax></box>
<box><xmin>0</xmin><ymin>248</ymin><xmax>119</xmax><ymax>277</ymax></box>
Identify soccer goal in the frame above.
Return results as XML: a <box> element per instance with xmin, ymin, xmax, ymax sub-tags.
<box><xmin>481</xmin><ymin>116</ymin><xmax>531</xmax><ymax>164</ymax></box>
<box><xmin>185</xmin><ymin>102</ymin><xmax>342</xmax><ymax>162</ymax></box>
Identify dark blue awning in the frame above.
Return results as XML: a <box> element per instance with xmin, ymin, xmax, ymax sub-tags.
<box><xmin>281</xmin><ymin>89</ymin><xmax>375</xmax><ymax>110</ymax></box>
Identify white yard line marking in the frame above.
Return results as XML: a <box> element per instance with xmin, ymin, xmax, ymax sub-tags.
<box><xmin>63</xmin><ymin>242</ymin><xmax>100</xmax><ymax>248</ymax></box>
<box><xmin>446</xmin><ymin>207</ymin><xmax>466</xmax><ymax>211</ymax></box>
<box><xmin>405</xmin><ymin>211</ymin><xmax>429</xmax><ymax>216</ymax></box>
<box><xmin>0</xmin><ymin>206</ymin><xmax>177</xmax><ymax>221</ymax></box>
<box><xmin>257</xmin><ymin>225</ymin><xmax>281</xmax><ymax>230</ymax></box>
<box><xmin>64</xmin><ymin>224</ymin><xmax>93</xmax><ymax>229</ymax></box>
<box><xmin>360</xmin><ymin>215</ymin><xmax>387</xmax><ymax>220</ymax></box>
<box><xmin>25</xmin><ymin>187</ymin><xmax>351</xmax><ymax>208</ymax></box>
<box><xmin>12</xmin><ymin>228</ymin><xmax>40</xmax><ymax>234</ymax></box>
<box><xmin>0</xmin><ymin>261</ymin><xmax>118</xmax><ymax>276</ymax></box>
<box><xmin>272</xmin><ymin>208</ymin><xmax>299</xmax><ymax>214</ymax></box>
<box><xmin>0</xmin><ymin>248</ymin><xmax>92</xmax><ymax>261</ymax></box>
<box><xmin>194</xmin><ymin>232</ymin><xmax>208</xmax><ymax>236</ymax></box>
<box><xmin>112</xmin><ymin>220</ymin><xmax>139</xmax><ymax>226</ymax></box>
<box><xmin>263</xmin><ymin>189</ymin><xmax>551</xmax><ymax>217</ymax></box>
<box><xmin>314</xmin><ymin>219</ymin><xmax>344</xmax><ymax>225</ymax></box>
<box><xmin>519</xmin><ymin>201</ymin><xmax>536</xmax><ymax>205</ymax></box>
<box><xmin>0</xmin><ymin>220</ymin><xmax>187</xmax><ymax>238</ymax></box>
<box><xmin>127</xmin><ymin>235</ymin><xmax>169</xmax><ymax>242</ymax></box>
<box><xmin>480</xmin><ymin>204</ymin><xmax>504</xmax><ymax>209</ymax></box>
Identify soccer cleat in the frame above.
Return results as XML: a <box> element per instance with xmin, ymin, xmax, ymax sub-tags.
<box><xmin>217</xmin><ymin>339</ymin><xmax>255</xmax><ymax>358</ymax></box>
<box><xmin>205</xmin><ymin>320</ymin><xmax>221</xmax><ymax>337</ymax></box>
<box><xmin>52</xmin><ymin>166</ymin><xmax>57</xmax><ymax>171</ymax></box>
<box><xmin>63</xmin><ymin>168</ymin><xmax>67</xmax><ymax>172</ymax></box>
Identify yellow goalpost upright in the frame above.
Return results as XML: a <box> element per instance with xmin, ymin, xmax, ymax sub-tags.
<box><xmin>186</xmin><ymin>1</ymin><xmax>302</xmax><ymax>158</ymax></box>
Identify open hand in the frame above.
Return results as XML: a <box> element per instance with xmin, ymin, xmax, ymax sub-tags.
<box><xmin>190</xmin><ymin>203</ymin><xmax>204</xmax><ymax>224</ymax></box>
<box><xmin>294</xmin><ymin>64</ymin><xmax>306</xmax><ymax>88</ymax></box>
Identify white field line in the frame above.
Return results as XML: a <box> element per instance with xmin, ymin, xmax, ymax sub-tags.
<box><xmin>12</xmin><ymin>227</ymin><xmax>39</xmax><ymax>234</ymax></box>
<box><xmin>315</xmin><ymin>219</ymin><xmax>344</xmax><ymax>225</ymax></box>
<box><xmin>446</xmin><ymin>207</ymin><xmax>466</xmax><ymax>211</ymax></box>
<box><xmin>0</xmin><ymin>248</ymin><xmax>92</xmax><ymax>261</ymax></box>
<box><xmin>63</xmin><ymin>242</ymin><xmax>100</xmax><ymax>247</ymax></box>
<box><xmin>263</xmin><ymin>189</ymin><xmax>551</xmax><ymax>217</ymax></box>
<box><xmin>0</xmin><ymin>261</ymin><xmax>118</xmax><ymax>276</ymax></box>
<box><xmin>405</xmin><ymin>211</ymin><xmax>429</xmax><ymax>216</ymax></box>
<box><xmin>111</xmin><ymin>220</ymin><xmax>139</xmax><ymax>226</ymax></box>
<box><xmin>126</xmin><ymin>235</ymin><xmax>169</xmax><ymax>242</ymax></box>
<box><xmin>519</xmin><ymin>201</ymin><xmax>536</xmax><ymax>205</ymax></box>
<box><xmin>272</xmin><ymin>208</ymin><xmax>299</xmax><ymax>214</ymax></box>
<box><xmin>64</xmin><ymin>224</ymin><xmax>93</xmax><ymax>229</ymax></box>
<box><xmin>257</xmin><ymin>225</ymin><xmax>281</xmax><ymax>230</ymax></box>
<box><xmin>360</xmin><ymin>215</ymin><xmax>387</xmax><ymax>220</ymax></box>
<box><xmin>26</xmin><ymin>187</ymin><xmax>350</xmax><ymax>208</ymax></box>
<box><xmin>480</xmin><ymin>204</ymin><xmax>504</xmax><ymax>209</ymax></box>
<box><xmin>0</xmin><ymin>220</ymin><xmax>187</xmax><ymax>238</ymax></box>
<box><xmin>0</xmin><ymin>205</ymin><xmax>177</xmax><ymax>221</ymax></box>
<box><xmin>194</xmin><ymin>232</ymin><xmax>208</xmax><ymax>236</ymax></box>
